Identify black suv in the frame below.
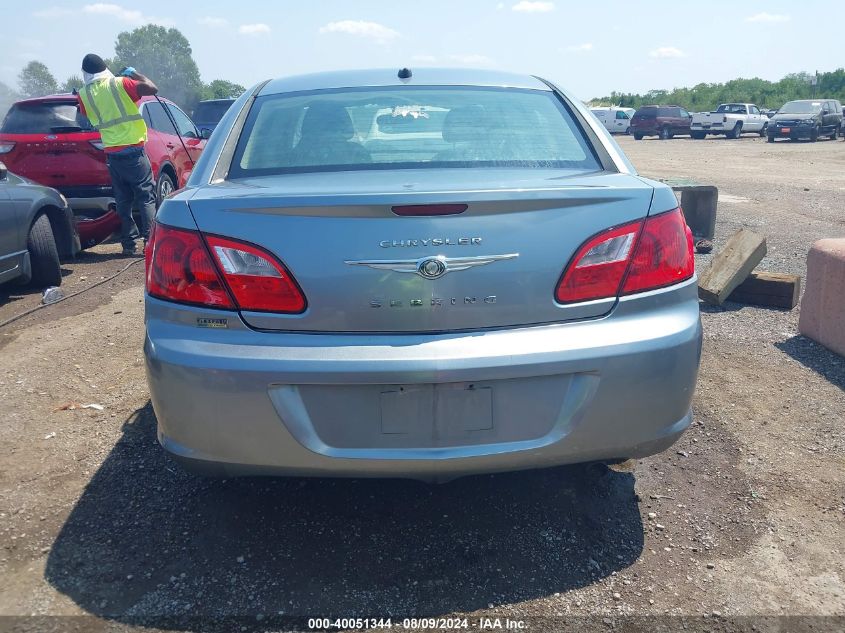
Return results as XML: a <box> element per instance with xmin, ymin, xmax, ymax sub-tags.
<box><xmin>768</xmin><ymin>99</ymin><xmax>843</xmax><ymax>142</ymax></box>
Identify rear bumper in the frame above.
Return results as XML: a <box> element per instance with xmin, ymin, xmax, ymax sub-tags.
<box><xmin>144</xmin><ymin>280</ymin><xmax>702</xmax><ymax>480</ymax></box>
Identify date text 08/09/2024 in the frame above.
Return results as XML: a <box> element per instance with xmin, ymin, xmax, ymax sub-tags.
<box><xmin>306</xmin><ymin>617</ymin><xmax>527</xmax><ymax>629</ymax></box>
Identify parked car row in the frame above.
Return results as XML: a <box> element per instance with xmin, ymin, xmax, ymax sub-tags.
<box><xmin>596</xmin><ymin>99</ymin><xmax>845</xmax><ymax>143</ymax></box>
<box><xmin>0</xmin><ymin>95</ymin><xmax>236</xmax><ymax>282</ymax></box>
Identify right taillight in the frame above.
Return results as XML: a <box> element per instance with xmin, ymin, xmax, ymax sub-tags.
<box><xmin>555</xmin><ymin>208</ymin><xmax>694</xmax><ymax>304</ymax></box>
<box><xmin>146</xmin><ymin>222</ymin><xmax>307</xmax><ymax>313</ymax></box>
<box><xmin>621</xmin><ymin>207</ymin><xmax>694</xmax><ymax>295</ymax></box>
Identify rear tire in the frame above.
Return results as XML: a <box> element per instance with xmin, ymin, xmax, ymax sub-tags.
<box><xmin>759</xmin><ymin>123</ymin><xmax>768</xmax><ymax>137</ymax></box>
<box><xmin>767</xmin><ymin>134</ymin><xmax>775</xmax><ymax>143</ymax></box>
<box><xmin>728</xmin><ymin>123</ymin><xmax>742</xmax><ymax>139</ymax></box>
<box><xmin>691</xmin><ymin>131</ymin><xmax>706</xmax><ymax>140</ymax></box>
<box><xmin>633</xmin><ymin>132</ymin><xmax>644</xmax><ymax>141</ymax></box>
<box><xmin>659</xmin><ymin>126</ymin><xmax>671</xmax><ymax>140</ymax></box>
<box><xmin>156</xmin><ymin>172</ymin><xmax>176</xmax><ymax>208</ymax></box>
<box><xmin>830</xmin><ymin>127</ymin><xmax>839</xmax><ymax>140</ymax></box>
<box><xmin>27</xmin><ymin>214</ymin><xmax>62</xmax><ymax>287</ymax></box>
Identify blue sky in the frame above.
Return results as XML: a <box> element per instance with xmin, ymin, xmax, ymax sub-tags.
<box><xmin>2</xmin><ymin>1</ymin><xmax>839</xmax><ymax>100</ymax></box>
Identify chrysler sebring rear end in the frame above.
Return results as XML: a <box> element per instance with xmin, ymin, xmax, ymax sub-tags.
<box><xmin>143</xmin><ymin>69</ymin><xmax>701</xmax><ymax>480</ymax></box>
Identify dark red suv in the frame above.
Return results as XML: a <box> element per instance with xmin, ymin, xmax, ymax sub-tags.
<box><xmin>630</xmin><ymin>105</ymin><xmax>692</xmax><ymax>140</ymax></box>
<box><xmin>0</xmin><ymin>94</ymin><xmax>206</xmax><ymax>217</ymax></box>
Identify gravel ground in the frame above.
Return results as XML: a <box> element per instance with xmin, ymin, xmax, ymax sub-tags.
<box><xmin>0</xmin><ymin>134</ymin><xmax>843</xmax><ymax>632</ymax></box>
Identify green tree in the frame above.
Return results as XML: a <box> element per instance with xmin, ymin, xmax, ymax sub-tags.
<box><xmin>592</xmin><ymin>68</ymin><xmax>845</xmax><ymax>111</ymax></box>
<box><xmin>62</xmin><ymin>75</ymin><xmax>84</xmax><ymax>93</ymax></box>
<box><xmin>201</xmin><ymin>79</ymin><xmax>246</xmax><ymax>100</ymax></box>
<box><xmin>18</xmin><ymin>61</ymin><xmax>59</xmax><ymax>98</ymax></box>
<box><xmin>113</xmin><ymin>25</ymin><xmax>202</xmax><ymax>110</ymax></box>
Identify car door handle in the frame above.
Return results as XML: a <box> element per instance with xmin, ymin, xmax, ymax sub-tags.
<box><xmin>166</xmin><ymin>142</ymin><xmax>176</xmax><ymax>149</ymax></box>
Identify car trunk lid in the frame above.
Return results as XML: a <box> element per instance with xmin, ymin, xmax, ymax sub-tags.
<box><xmin>187</xmin><ymin>169</ymin><xmax>655</xmax><ymax>333</ymax></box>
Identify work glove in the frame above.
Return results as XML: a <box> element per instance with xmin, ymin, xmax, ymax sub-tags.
<box><xmin>119</xmin><ymin>67</ymin><xmax>136</xmax><ymax>77</ymax></box>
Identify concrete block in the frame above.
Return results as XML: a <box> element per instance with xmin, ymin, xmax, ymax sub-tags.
<box><xmin>672</xmin><ymin>185</ymin><xmax>718</xmax><ymax>239</ymax></box>
<box><xmin>799</xmin><ymin>239</ymin><xmax>845</xmax><ymax>357</ymax></box>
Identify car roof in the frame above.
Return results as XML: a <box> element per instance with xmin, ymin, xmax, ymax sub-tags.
<box><xmin>260</xmin><ymin>68</ymin><xmax>551</xmax><ymax>96</ymax></box>
<box><xmin>12</xmin><ymin>93</ymin><xmax>77</xmax><ymax>104</ymax></box>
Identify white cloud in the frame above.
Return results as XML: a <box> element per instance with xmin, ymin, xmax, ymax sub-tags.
<box><xmin>198</xmin><ymin>16</ymin><xmax>228</xmax><ymax>28</ymax></box>
<box><xmin>238</xmin><ymin>23</ymin><xmax>271</xmax><ymax>35</ymax></box>
<box><xmin>82</xmin><ymin>3</ymin><xmax>172</xmax><ymax>26</ymax></box>
<box><xmin>412</xmin><ymin>54</ymin><xmax>437</xmax><ymax>63</ymax></box>
<box><xmin>566</xmin><ymin>43</ymin><xmax>593</xmax><ymax>53</ymax></box>
<box><xmin>319</xmin><ymin>20</ymin><xmax>400</xmax><ymax>42</ymax></box>
<box><xmin>33</xmin><ymin>7</ymin><xmax>73</xmax><ymax>18</ymax></box>
<box><xmin>745</xmin><ymin>12</ymin><xmax>790</xmax><ymax>23</ymax></box>
<box><xmin>449</xmin><ymin>54</ymin><xmax>493</xmax><ymax>65</ymax></box>
<box><xmin>649</xmin><ymin>46</ymin><xmax>686</xmax><ymax>59</ymax></box>
<box><xmin>512</xmin><ymin>1</ymin><xmax>555</xmax><ymax>12</ymax></box>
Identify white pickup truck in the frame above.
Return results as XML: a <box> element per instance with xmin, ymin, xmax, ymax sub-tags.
<box><xmin>690</xmin><ymin>103</ymin><xmax>769</xmax><ymax>139</ymax></box>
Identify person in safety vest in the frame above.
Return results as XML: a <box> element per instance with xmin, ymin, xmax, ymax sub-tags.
<box><xmin>77</xmin><ymin>53</ymin><xmax>159</xmax><ymax>256</ymax></box>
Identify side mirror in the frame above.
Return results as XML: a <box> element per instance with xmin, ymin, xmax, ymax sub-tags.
<box><xmin>200</xmin><ymin>128</ymin><xmax>212</xmax><ymax>140</ymax></box>
<box><xmin>0</xmin><ymin>161</ymin><xmax>7</xmax><ymax>181</ymax></box>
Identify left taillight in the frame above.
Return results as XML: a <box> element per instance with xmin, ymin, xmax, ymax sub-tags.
<box><xmin>0</xmin><ymin>141</ymin><xmax>15</xmax><ymax>154</ymax></box>
<box><xmin>146</xmin><ymin>223</ymin><xmax>233</xmax><ymax>308</ymax></box>
<box><xmin>555</xmin><ymin>207</ymin><xmax>694</xmax><ymax>304</ymax></box>
<box><xmin>146</xmin><ymin>222</ymin><xmax>306</xmax><ymax>313</ymax></box>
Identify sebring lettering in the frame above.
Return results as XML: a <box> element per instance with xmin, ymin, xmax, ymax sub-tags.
<box><xmin>370</xmin><ymin>296</ymin><xmax>497</xmax><ymax>308</ymax></box>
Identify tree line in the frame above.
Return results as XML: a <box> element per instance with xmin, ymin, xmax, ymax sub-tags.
<box><xmin>590</xmin><ymin>69</ymin><xmax>845</xmax><ymax>111</ymax></box>
<box><xmin>0</xmin><ymin>25</ymin><xmax>245</xmax><ymax>119</ymax></box>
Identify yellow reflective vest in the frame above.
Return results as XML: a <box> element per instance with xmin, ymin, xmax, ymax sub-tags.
<box><xmin>79</xmin><ymin>77</ymin><xmax>147</xmax><ymax>148</ymax></box>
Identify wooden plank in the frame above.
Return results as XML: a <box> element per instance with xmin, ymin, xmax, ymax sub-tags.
<box><xmin>727</xmin><ymin>272</ymin><xmax>801</xmax><ymax>309</ymax></box>
<box><xmin>698</xmin><ymin>229</ymin><xmax>767</xmax><ymax>305</ymax></box>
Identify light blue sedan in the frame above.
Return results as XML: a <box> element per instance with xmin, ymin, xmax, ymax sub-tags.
<box><xmin>143</xmin><ymin>68</ymin><xmax>701</xmax><ymax>481</ymax></box>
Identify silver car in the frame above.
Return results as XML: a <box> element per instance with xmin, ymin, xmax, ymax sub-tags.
<box><xmin>144</xmin><ymin>69</ymin><xmax>701</xmax><ymax>481</ymax></box>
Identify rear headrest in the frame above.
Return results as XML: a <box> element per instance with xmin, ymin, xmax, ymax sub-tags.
<box><xmin>442</xmin><ymin>105</ymin><xmax>487</xmax><ymax>144</ymax></box>
<box><xmin>300</xmin><ymin>102</ymin><xmax>354</xmax><ymax>140</ymax></box>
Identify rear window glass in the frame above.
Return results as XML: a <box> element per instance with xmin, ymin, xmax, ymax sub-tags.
<box><xmin>229</xmin><ymin>86</ymin><xmax>600</xmax><ymax>177</ymax></box>
<box><xmin>193</xmin><ymin>101</ymin><xmax>233</xmax><ymax>123</ymax></box>
<box><xmin>1</xmin><ymin>102</ymin><xmax>94</xmax><ymax>134</ymax></box>
<box><xmin>634</xmin><ymin>109</ymin><xmax>657</xmax><ymax>118</ymax></box>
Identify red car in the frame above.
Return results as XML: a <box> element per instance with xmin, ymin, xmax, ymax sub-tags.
<box><xmin>0</xmin><ymin>94</ymin><xmax>206</xmax><ymax>246</ymax></box>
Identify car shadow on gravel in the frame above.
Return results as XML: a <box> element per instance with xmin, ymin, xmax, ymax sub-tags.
<box><xmin>45</xmin><ymin>402</ymin><xmax>643</xmax><ymax>628</ymax></box>
<box><xmin>776</xmin><ymin>335</ymin><xmax>845</xmax><ymax>390</ymax></box>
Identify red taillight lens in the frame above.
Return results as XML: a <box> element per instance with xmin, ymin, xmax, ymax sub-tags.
<box><xmin>146</xmin><ymin>223</ymin><xmax>307</xmax><ymax>313</ymax></box>
<box><xmin>555</xmin><ymin>220</ymin><xmax>641</xmax><ymax>303</ymax></box>
<box><xmin>555</xmin><ymin>208</ymin><xmax>694</xmax><ymax>304</ymax></box>
<box><xmin>205</xmin><ymin>235</ymin><xmax>306</xmax><ymax>313</ymax></box>
<box><xmin>146</xmin><ymin>224</ymin><xmax>234</xmax><ymax>308</ymax></box>
<box><xmin>622</xmin><ymin>208</ymin><xmax>694</xmax><ymax>295</ymax></box>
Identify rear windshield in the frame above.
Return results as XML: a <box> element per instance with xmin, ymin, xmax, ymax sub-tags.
<box><xmin>229</xmin><ymin>86</ymin><xmax>600</xmax><ymax>177</ymax></box>
<box><xmin>716</xmin><ymin>104</ymin><xmax>747</xmax><ymax>114</ymax></box>
<box><xmin>634</xmin><ymin>109</ymin><xmax>657</xmax><ymax>118</ymax></box>
<box><xmin>1</xmin><ymin>102</ymin><xmax>95</xmax><ymax>134</ymax></box>
<box><xmin>193</xmin><ymin>101</ymin><xmax>233</xmax><ymax>123</ymax></box>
